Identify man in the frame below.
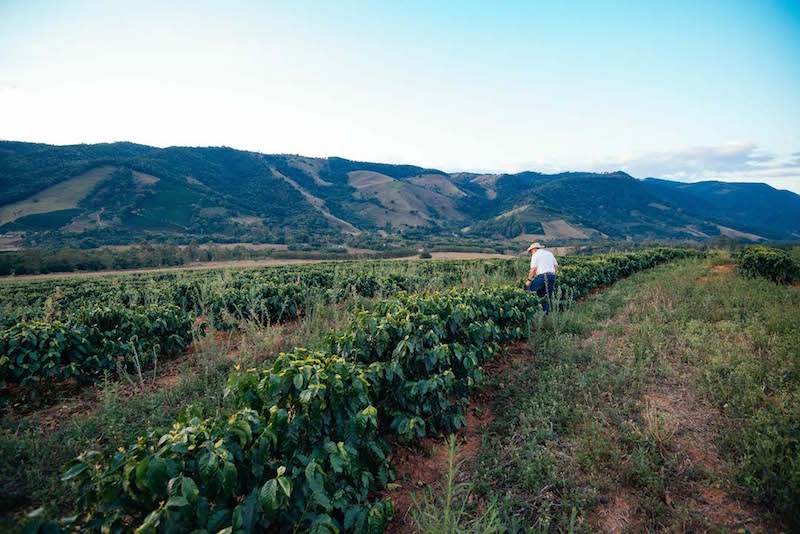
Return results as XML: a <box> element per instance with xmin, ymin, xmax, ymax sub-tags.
<box><xmin>524</xmin><ymin>242</ymin><xmax>558</xmax><ymax>314</ymax></box>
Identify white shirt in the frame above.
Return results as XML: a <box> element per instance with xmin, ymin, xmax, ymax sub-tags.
<box><xmin>530</xmin><ymin>249</ymin><xmax>558</xmax><ymax>275</ymax></box>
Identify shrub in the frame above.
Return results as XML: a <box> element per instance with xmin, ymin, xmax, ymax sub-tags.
<box><xmin>0</xmin><ymin>305</ymin><xmax>197</xmax><ymax>392</ymax></box>
<box><xmin>734</xmin><ymin>245</ymin><xmax>800</xmax><ymax>284</ymax></box>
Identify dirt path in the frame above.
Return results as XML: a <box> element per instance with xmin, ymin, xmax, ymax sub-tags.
<box><xmin>643</xmin><ymin>379</ymin><xmax>767</xmax><ymax>532</ymax></box>
<box><xmin>586</xmin><ymin>263</ymin><xmax>772</xmax><ymax>533</ymax></box>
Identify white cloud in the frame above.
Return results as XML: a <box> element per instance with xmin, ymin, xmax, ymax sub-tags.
<box><xmin>448</xmin><ymin>143</ymin><xmax>800</xmax><ymax>194</ymax></box>
<box><xmin>588</xmin><ymin>143</ymin><xmax>800</xmax><ymax>194</ymax></box>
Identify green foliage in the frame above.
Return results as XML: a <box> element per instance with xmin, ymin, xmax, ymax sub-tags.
<box><xmin>467</xmin><ymin>215</ymin><xmax>544</xmax><ymax>239</ymax></box>
<box><xmin>0</xmin><ymin>305</ymin><xmax>196</xmax><ymax>392</ymax></box>
<box><xmin>0</xmin><ymin>209</ymin><xmax>83</xmax><ymax>232</ymax></box>
<box><xmin>734</xmin><ymin>244</ymin><xmax>800</xmax><ymax>284</ymax></box>
<box><xmin>64</xmin><ymin>349</ymin><xmax>394</xmax><ymax>533</ymax></box>
<box><xmin>54</xmin><ymin>248</ymin><xmax>695</xmax><ymax>532</ymax></box>
<box><xmin>329</xmin><ymin>287</ymin><xmax>537</xmax><ymax>440</ymax></box>
<box><xmin>207</xmin><ymin>282</ymin><xmax>304</xmax><ymax>330</ymax></box>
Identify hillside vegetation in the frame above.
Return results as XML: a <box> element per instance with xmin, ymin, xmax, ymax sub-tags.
<box><xmin>2</xmin><ymin>141</ymin><xmax>799</xmax><ymax>249</ymax></box>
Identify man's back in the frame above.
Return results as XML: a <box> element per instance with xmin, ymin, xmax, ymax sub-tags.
<box><xmin>531</xmin><ymin>249</ymin><xmax>558</xmax><ymax>274</ymax></box>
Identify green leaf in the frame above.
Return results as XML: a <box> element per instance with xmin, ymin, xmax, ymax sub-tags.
<box><xmin>134</xmin><ymin>509</ymin><xmax>162</xmax><ymax>534</ymax></box>
<box><xmin>198</xmin><ymin>453</ymin><xmax>217</xmax><ymax>485</ymax></box>
<box><xmin>305</xmin><ymin>461</ymin><xmax>325</xmax><ymax>493</ymax></box>
<box><xmin>135</xmin><ymin>457</ymin><xmax>151</xmax><ymax>491</ymax></box>
<box><xmin>259</xmin><ymin>479</ymin><xmax>279</xmax><ymax>517</ymax></box>
<box><xmin>276</xmin><ymin>476</ymin><xmax>292</xmax><ymax>498</ymax></box>
<box><xmin>60</xmin><ymin>461</ymin><xmax>87</xmax><ymax>481</ymax></box>
<box><xmin>344</xmin><ymin>506</ymin><xmax>365</xmax><ymax>530</ymax></box>
<box><xmin>232</xmin><ymin>490</ymin><xmax>260</xmax><ymax>534</ymax></box>
<box><xmin>181</xmin><ymin>477</ymin><xmax>199</xmax><ymax>506</ymax></box>
<box><xmin>166</xmin><ymin>496</ymin><xmax>189</xmax><ymax>509</ymax></box>
<box><xmin>206</xmin><ymin>508</ymin><xmax>229</xmax><ymax>532</ymax></box>
<box><xmin>220</xmin><ymin>461</ymin><xmax>237</xmax><ymax>496</ymax></box>
<box><xmin>146</xmin><ymin>456</ymin><xmax>169</xmax><ymax>494</ymax></box>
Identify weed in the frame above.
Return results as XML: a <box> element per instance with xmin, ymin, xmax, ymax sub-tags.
<box><xmin>411</xmin><ymin>435</ymin><xmax>504</xmax><ymax>533</ymax></box>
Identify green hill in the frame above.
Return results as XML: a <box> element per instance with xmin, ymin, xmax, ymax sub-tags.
<box><xmin>1</xmin><ymin>141</ymin><xmax>799</xmax><ymax>247</ymax></box>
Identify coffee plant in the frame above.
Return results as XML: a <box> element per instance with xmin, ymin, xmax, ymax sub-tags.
<box><xmin>734</xmin><ymin>245</ymin><xmax>800</xmax><ymax>284</ymax></box>
<box><xmin>0</xmin><ymin>304</ymin><xmax>196</xmax><ymax>393</ymax></box>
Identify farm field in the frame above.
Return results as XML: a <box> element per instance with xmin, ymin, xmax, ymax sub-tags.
<box><xmin>0</xmin><ymin>251</ymin><xmax>511</xmax><ymax>281</ymax></box>
<box><xmin>1</xmin><ymin>248</ymin><xmax>797</xmax><ymax>532</ymax></box>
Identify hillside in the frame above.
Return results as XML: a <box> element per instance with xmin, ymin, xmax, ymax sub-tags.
<box><xmin>1</xmin><ymin>141</ymin><xmax>799</xmax><ymax>247</ymax></box>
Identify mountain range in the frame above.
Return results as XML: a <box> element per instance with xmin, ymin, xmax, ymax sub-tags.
<box><xmin>1</xmin><ymin>140</ymin><xmax>799</xmax><ymax>248</ymax></box>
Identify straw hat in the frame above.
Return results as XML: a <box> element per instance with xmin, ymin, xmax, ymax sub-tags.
<box><xmin>526</xmin><ymin>242</ymin><xmax>544</xmax><ymax>252</ymax></box>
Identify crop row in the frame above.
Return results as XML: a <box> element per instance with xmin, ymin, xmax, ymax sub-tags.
<box><xmin>0</xmin><ymin>261</ymin><xmax>506</xmax><ymax>389</ymax></box>
<box><xmin>0</xmin><ymin>305</ymin><xmax>197</xmax><ymax>393</ymax></box>
<box><xmin>51</xmin><ymin>248</ymin><xmax>702</xmax><ymax>533</ymax></box>
<box><xmin>734</xmin><ymin>245</ymin><xmax>800</xmax><ymax>284</ymax></box>
<box><xmin>0</xmin><ymin>259</ymin><xmax>517</xmax><ymax>325</ymax></box>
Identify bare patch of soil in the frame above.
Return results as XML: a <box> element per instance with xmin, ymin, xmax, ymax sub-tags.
<box><xmin>595</xmin><ymin>491</ymin><xmax>636</xmax><ymax>533</ymax></box>
<box><xmin>711</xmin><ymin>264</ymin><xmax>734</xmax><ymax>274</ymax></box>
<box><xmin>700</xmin><ymin>263</ymin><xmax>735</xmax><ymax>283</ymax></box>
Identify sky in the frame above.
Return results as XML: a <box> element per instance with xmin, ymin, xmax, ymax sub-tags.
<box><xmin>1</xmin><ymin>0</ymin><xmax>799</xmax><ymax>192</ymax></box>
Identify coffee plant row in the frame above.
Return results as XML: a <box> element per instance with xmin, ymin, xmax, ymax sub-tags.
<box><xmin>51</xmin><ymin>248</ymin><xmax>700</xmax><ymax>533</ymax></box>
<box><xmin>0</xmin><ymin>260</ymin><xmax>516</xmax><ymax>389</ymax></box>
<box><xmin>734</xmin><ymin>245</ymin><xmax>800</xmax><ymax>284</ymax></box>
<box><xmin>0</xmin><ymin>260</ymin><xmax>516</xmax><ymax>332</ymax></box>
<box><xmin>0</xmin><ymin>305</ymin><xmax>197</xmax><ymax>394</ymax></box>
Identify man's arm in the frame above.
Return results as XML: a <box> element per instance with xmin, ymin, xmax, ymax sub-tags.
<box><xmin>525</xmin><ymin>266</ymin><xmax>537</xmax><ymax>287</ymax></box>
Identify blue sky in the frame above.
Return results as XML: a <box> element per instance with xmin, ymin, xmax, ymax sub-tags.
<box><xmin>1</xmin><ymin>0</ymin><xmax>799</xmax><ymax>191</ymax></box>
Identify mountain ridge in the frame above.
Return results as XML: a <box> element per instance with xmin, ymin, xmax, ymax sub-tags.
<box><xmin>1</xmin><ymin>140</ymin><xmax>799</xmax><ymax>247</ymax></box>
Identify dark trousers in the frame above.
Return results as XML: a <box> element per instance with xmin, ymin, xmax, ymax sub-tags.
<box><xmin>527</xmin><ymin>273</ymin><xmax>556</xmax><ymax>314</ymax></box>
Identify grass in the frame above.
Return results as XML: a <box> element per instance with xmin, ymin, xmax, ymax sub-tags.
<box><xmin>472</xmin><ymin>257</ymin><xmax>798</xmax><ymax>531</ymax></box>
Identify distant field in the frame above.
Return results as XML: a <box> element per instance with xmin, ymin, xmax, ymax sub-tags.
<box><xmin>0</xmin><ymin>251</ymin><xmax>515</xmax><ymax>281</ymax></box>
<box><xmin>0</xmin><ymin>166</ymin><xmax>115</xmax><ymax>226</ymax></box>
<box><xmin>541</xmin><ymin>218</ymin><xmax>591</xmax><ymax>239</ymax></box>
<box><xmin>347</xmin><ymin>170</ymin><xmax>462</xmax><ymax>228</ymax></box>
<box><xmin>0</xmin><ymin>209</ymin><xmax>83</xmax><ymax>232</ymax></box>
<box><xmin>717</xmin><ymin>224</ymin><xmax>764</xmax><ymax>242</ymax></box>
